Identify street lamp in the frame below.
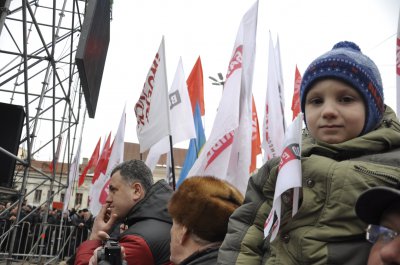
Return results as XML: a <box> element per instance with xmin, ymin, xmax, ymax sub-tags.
<box><xmin>208</xmin><ymin>72</ymin><xmax>225</xmax><ymax>86</ymax></box>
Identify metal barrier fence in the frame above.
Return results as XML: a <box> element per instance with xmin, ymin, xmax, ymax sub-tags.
<box><xmin>0</xmin><ymin>220</ymin><xmax>90</xmax><ymax>264</ymax></box>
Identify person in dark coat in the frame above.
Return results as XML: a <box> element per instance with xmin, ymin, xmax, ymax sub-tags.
<box><xmin>75</xmin><ymin>159</ymin><xmax>173</xmax><ymax>265</ymax></box>
<box><xmin>168</xmin><ymin>176</ymin><xmax>243</xmax><ymax>265</ymax></box>
<box><xmin>355</xmin><ymin>186</ymin><xmax>400</xmax><ymax>265</ymax></box>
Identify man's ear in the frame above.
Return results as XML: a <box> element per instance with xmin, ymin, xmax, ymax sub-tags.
<box><xmin>131</xmin><ymin>182</ymin><xmax>144</xmax><ymax>201</ymax></box>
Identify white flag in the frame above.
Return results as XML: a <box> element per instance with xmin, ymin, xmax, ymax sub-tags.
<box><xmin>89</xmin><ymin>107</ymin><xmax>126</xmax><ymax>216</ymax></box>
<box><xmin>262</xmin><ymin>32</ymin><xmax>286</xmax><ymax>162</ymax></box>
<box><xmin>396</xmin><ymin>9</ymin><xmax>400</xmax><ymax>116</ymax></box>
<box><xmin>145</xmin><ymin>58</ymin><xmax>196</xmax><ymax>171</ymax></box>
<box><xmin>188</xmin><ymin>1</ymin><xmax>258</xmax><ymax>195</ymax></box>
<box><xmin>264</xmin><ymin>113</ymin><xmax>303</xmax><ymax>241</ymax></box>
<box><xmin>135</xmin><ymin>37</ymin><xmax>170</xmax><ymax>153</ymax></box>
<box><xmin>63</xmin><ymin>138</ymin><xmax>82</xmax><ymax>212</ymax></box>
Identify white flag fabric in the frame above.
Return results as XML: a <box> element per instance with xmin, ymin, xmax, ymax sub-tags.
<box><xmin>264</xmin><ymin>113</ymin><xmax>303</xmax><ymax>241</ymax></box>
<box><xmin>90</xmin><ymin>107</ymin><xmax>126</xmax><ymax>216</ymax></box>
<box><xmin>262</xmin><ymin>33</ymin><xmax>286</xmax><ymax>162</ymax></box>
<box><xmin>63</xmin><ymin>138</ymin><xmax>82</xmax><ymax>212</ymax></box>
<box><xmin>187</xmin><ymin>1</ymin><xmax>258</xmax><ymax>195</ymax></box>
<box><xmin>396</xmin><ymin>10</ymin><xmax>400</xmax><ymax>116</ymax></box>
<box><xmin>135</xmin><ymin>37</ymin><xmax>170</xmax><ymax>153</ymax></box>
<box><xmin>145</xmin><ymin>58</ymin><xmax>196</xmax><ymax>171</ymax></box>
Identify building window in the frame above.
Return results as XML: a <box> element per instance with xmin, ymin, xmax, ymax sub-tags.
<box><xmin>47</xmin><ymin>190</ymin><xmax>54</xmax><ymax>200</ymax></box>
<box><xmin>75</xmin><ymin>193</ymin><xmax>83</xmax><ymax>206</ymax></box>
<box><xmin>34</xmin><ymin>190</ymin><xmax>42</xmax><ymax>203</ymax></box>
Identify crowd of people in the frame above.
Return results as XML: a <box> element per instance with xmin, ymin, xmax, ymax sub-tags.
<box><xmin>3</xmin><ymin>40</ymin><xmax>400</xmax><ymax>265</ymax></box>
<box><xmin>0</xmin><ymin>200</ymin><xmax>94</xmax><ymax>260</ymax></box>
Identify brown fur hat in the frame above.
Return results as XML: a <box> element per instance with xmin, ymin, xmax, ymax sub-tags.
<box><xmin>168</xmin><ymin>176</ymin><xmax>244</xmax><ymax>242</ymax></box>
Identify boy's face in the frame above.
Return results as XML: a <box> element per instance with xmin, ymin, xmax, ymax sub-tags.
<box><xmin>304</xmin><ymin>79</ymin><xmax>366</xmax><ymax>144</ymax></box>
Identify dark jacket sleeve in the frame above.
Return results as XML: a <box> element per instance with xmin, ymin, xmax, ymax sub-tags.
<box><xmin>74</xmin><ymin>234</ymin><xmax>155</xmax><ymax>265</ymax></box>
<box><xmin>218</xmin><ymin>158</ymin><xmax>279</xmax><ymax>265</ymax></box>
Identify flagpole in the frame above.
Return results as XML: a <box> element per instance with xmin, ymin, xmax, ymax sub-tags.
<box><xmin>161</xmin><ymin>36</ymin><xmax>176</xmax><ymax>189</ymax></box>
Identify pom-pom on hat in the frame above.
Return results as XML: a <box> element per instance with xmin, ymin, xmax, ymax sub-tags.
<box><xmin>168</xmin><ymin>176</ymin><xmax>243</xmax><ymax>242</ymax></box>
<box><xmin>300</xmin><ymin>41</ymin><xmax>384</xmax><ymax>135</ymax></box>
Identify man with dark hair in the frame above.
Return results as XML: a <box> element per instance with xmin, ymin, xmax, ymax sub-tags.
<box><xmin>355</xmin><ymin>186</ymin><xmax>400</xmax><ymax>265</ymax></box>
<box><xmin>75</xmin><ymin>159</ymin><xmax>173</xmax><ymax>265</ymax></box>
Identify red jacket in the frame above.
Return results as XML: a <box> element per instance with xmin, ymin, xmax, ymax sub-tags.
<box><xmin>75</xmin><ymin>180</ymin><xmax>173</xmax><ymax>265</ymax></box>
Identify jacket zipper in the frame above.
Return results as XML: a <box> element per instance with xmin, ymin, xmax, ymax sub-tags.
<box><xmin>354</xmin><ymin>165</ymin><xmax>400</xmax><ymax>186</ymax></box>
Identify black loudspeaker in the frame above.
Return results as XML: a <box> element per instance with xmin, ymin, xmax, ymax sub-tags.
<box><xmin>0</xmin><ymin>102</ymin><xmax>25</xmax><ymax>188</ymax></box>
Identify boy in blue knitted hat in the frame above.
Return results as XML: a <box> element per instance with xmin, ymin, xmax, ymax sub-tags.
<box><xmin>218</xmin><ymin>41</ymin><xmax>400</xmax><ymax>265</ymax></box>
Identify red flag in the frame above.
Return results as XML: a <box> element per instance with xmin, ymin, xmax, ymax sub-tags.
<box><xmin>250</xmin><ymin>96</ymin><xmax>261</xmax><ymax>173</ymax></box>
<box><xmin>92</xmin><ymin>132</ymin><xmax>112</xmax><ymax>183</ymax></box>
<box><xmin>186</xmin><ymin>56</ymin><xmax>205</xmax><ymax>116</ymax></box>
<box><xmin>292</xmin><ymin>65</ymin><xmax>302</xmax><ymax>120</ymax></box>
<box><xmin>78</xmin><ymin>138</ymin><xmax>101</xmax><ymax>186</ymax></box>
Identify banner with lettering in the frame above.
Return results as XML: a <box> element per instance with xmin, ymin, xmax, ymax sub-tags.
<box><xmin>264</xmin><ymin>113</ymin><xmax>303</xmax><ymax>241</ymax></box>
<box><xmin>187</xmin><ymin>1</ymin><xmax>258</xmax><ymax>194</ymax></box>
<box><xmin>135</xmin><ymin>37</ymin><xmax>170</xmax><ymax>153</ymax></box>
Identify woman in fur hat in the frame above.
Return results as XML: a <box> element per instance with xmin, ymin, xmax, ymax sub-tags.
<box><xmin>168</xmin><ymin>176</ymin><xmax>243</xmax><ymax>265</ymax></box>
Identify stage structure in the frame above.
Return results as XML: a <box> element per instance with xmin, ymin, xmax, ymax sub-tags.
<box><xmin>0</xmin><ymin>0</ymin><xmax>110</xmax><ymax>263</ymax></box>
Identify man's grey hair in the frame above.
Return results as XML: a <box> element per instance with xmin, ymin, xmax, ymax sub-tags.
<box><xmin>111</xmin><ymin>160</ymin><xmax>154</xmax><ymax>192</ymax></box>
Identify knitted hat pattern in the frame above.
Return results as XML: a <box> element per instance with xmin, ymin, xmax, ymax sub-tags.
<box><xmin>168</xmin><ymin>176</ymin><xmax>243</xmax><ymax>243</ymax></box>
<box><xmin>300</xmin><ymin>41</ymin><xmax>384</xmax><ymax>135</ymax></box>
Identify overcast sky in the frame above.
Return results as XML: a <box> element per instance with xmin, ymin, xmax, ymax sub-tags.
<box><xmin>81</xmin><ymin>0</ymin><xmax>400</xmax><ymax>162</ymax></box>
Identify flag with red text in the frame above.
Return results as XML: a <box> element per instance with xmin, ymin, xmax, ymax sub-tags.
<box><xmin>262</xmin><ymin>32</ymin><xmax>286</xmax><ymax>162</ymax></box>
<box><xmin>135</xmin><ymin>37</ymin><xmax>170</xmax><ymax>153</ymax></box>
<box><xmin>78</xmin><ymin>137</ymin><xmax>100</xmax><ymax>186</ymax></box>
<box><xmin>188</xmin><ymin>1</ymin><xmax>258</xmax><ymax>194</ymax></box>
<box><xmin>292</xmin><ymin>65</ymin><xmax>301</xmax><ymax>120</ymax></box>
<box><xmin>264</xmin><ymin>113</ymin><xmax>303</xmax><ymax>241</ymax></box>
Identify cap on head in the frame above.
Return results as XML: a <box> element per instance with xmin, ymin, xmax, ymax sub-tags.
<box><xmin>168</xmin><ymin>176</ymin><xmax>243</xmax><ymax>242</ymax></box>
<box><xmin>300</xmin><ymin>41</ymin><xmax>384</xmax><ymax>135</ymax></box>
<box><xmin>355</xmin><ymin>186</ymin><xmax>400</xmax><ymax>225</ymax></box>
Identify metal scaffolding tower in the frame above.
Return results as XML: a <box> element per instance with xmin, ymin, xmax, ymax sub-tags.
<box><xmin>0</xmin><ymin>0</ymin><xmax>88</xmax><ymax>263</ymax></box>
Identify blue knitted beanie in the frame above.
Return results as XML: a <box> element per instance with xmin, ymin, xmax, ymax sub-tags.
<box><xmin>300</xmin><ymin>41</ymin><xmax>384</xmax><ymax>135</ymax></box>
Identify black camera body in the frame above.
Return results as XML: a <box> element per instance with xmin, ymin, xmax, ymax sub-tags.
<box><xmin>97</xmin><ymin>240</ymin><xmax>125</xmax><ymax>265</ymax></box>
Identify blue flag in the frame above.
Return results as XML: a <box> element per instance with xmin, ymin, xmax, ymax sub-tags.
<box><xmin>177</xmin><ymin>103</ymin><xmax>206</xmax><ymax>187</ymax></box>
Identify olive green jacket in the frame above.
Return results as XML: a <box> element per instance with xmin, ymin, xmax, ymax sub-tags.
<box><xmin>218</xmin><ymin>106</ymin><xmax>400</xmax><ymax>265</ymax></box>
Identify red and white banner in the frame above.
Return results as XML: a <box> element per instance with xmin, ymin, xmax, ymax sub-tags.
<box><xmin>188</xmin><ymin>1</ymin><xmax>258</xmax><ymax>194</ymax></box>
<box><xmin>89</xmin><ymin>107</ymin><xmax>126</xmax><ymax>216</ymax></box>
<box><xmin>262</xmin><ymin>33</ymin><xmax>286</xmax><ymax>162</ymax></box>
<box><xmin>396</xmin><ymin>10</ymin><xmax>400</xmax><ymax>116</ymax></box>
<box><xmin>135</xmin><ymin>37</ymin><xmax>170</xmax><ymax>153</ymax></box>
<box><xmin>146</xmin><ymin>58</ymin><xmax>196</xmax><ymax>171</ymax></box>
<box><xmin>264</xmin><ymin>113</ymin><xmax>303</xmax><ymax>241</ymax></box>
